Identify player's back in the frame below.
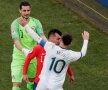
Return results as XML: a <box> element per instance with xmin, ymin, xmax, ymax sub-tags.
<box><xmin>39</xmin><ymin>42</ymin><xmax>81</xmax><ymax>89</ymax></box>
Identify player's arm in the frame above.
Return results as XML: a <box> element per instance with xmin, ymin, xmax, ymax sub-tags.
<box><xmin>23</xmin><ymin>46</ymin><xmax>38</xmax><ymax>83</ymax></box>
<box><xmin>19</xmin><ymin>18</ymin><xmax>47</xmax><ymax>46</ymax></box>
<box><xmin>67</xmin><ymin>65</ymin><xmax>73</xmax><ymax>77</ymax></box>
<box><xmin>14</xmin><ymin>39</ymin><xmax>23</xmax><ymax>51</ymax></box>
<box><xmin>19</xmin><ymin>18</ymin><xmax>47</xmax><ymax>47</ymax></box>
<box><xmin>70</xmin><ymin>31</ymin><xmax>89</xmax><ymax>62</ymax></box>
<box><xmin>25</xmin><ymin>24</ymin><xmax>44</xmax><ymax>43</ymax></box>
<box><xmin>35</xmin><ymin>19</ymin><xmax>47</xmax><ymax>41</ymax></box>
<box><xmin>40</xmin><ymin>34</ymin><xmax>47</xmax><ymax>41</ymax></box>
<box><xmin>14</xmin><ymin>39</ymin><xmax>30</xmax><ymax>56</ymax></box>
<box><xmin>80</xmin><ymin>31</ymin><xmax>89</xmax><ymax>57</ymax></box>
<box><xmin>67</xmin><ymin>65</ymin><xmax>74</xmax><ymax>83</ymax></box>
<box><xmin>11</xmin><ymin>21</ymin><xmax>30</xmax><ymax>56</ymax></box>
<box><xmin>11</xmin><ymin>21</ymin><xmax>22</xmax><ymax>51</ymax></box>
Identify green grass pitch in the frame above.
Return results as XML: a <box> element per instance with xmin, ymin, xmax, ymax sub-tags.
<box><xmin>0</xmin><ymin>0</ymin><xmax>108</xmax><ymax>90</ymax></box>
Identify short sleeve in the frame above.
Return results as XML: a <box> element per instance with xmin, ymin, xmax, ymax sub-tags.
<box><xmin>11</xmin><ymin>20</ymin><xmax>19</xmax><ymax>40</ymax></box>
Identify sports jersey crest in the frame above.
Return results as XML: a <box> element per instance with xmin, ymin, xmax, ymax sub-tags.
<box><xmin>31</xmin><ymin>26</ymin><xmax>35</xmax><ymax>31</ymax></box>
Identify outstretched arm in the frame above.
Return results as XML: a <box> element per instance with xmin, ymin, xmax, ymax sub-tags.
<box><xmin>25</xmin><ymin>24</ymin><xmax>43</xmax><ymax>43</ymax></box>
<box><xmin>19</xmin><ymin>18</ymin><xmax>47</xmax><ymax>47</ymax></box>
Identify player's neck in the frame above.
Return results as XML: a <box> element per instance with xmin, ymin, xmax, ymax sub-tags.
<box><xmin>59</xmin><ymin>43</ymin><xmax>67</xmax><ymax>49</ymax></box>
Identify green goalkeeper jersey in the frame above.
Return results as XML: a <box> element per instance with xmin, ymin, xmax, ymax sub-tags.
<box><xmin>11</xmin><ymin>17</ymin><xmax>44</xmax><ymax>66</ymax></box>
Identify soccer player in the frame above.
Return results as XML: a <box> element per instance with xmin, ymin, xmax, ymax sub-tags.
<box><xmin>23</xmin><ymin>29</ymin><xmax>74</xmax><ymax>90</ymax></box>
<box><xmin>20</xmin><ymin>19</ymin><xmax>89</xmax><ymax>90</ymax></box>
<box><xmin>11</xmin><ymin>1</ymin><xmax>46</xmax><ymax>90</ymax></box>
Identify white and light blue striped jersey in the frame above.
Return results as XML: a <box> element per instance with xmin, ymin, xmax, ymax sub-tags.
<box><xmin>37</xmin><ymin>40</ymin><xmax>88</xmax><ymax>90</ymax></box>
<box><xmin>24</xmin><ymin>24</ymin><xmax>88</xmax><ymax>90</ymax></box>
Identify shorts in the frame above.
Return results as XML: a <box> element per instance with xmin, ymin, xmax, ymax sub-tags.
<box><xmin>11</xmin><ymin>62</ymin><xmax>36</xmax><ymax>82</ymax></box>
<box><xmin>36</xmin><ymin>80</ymin><xmax>63</xmax><ymax>90</ymax></box>
<box><xmin>33</xmin><ymin>82</ymin><xmax>38</xmax><ymax>90</ymax></box>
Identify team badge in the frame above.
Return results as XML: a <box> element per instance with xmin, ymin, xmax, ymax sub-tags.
<box><xmin>31</xmin><ymin>26</ymin><xmax>35</xmax><ymax>31</ymax></box>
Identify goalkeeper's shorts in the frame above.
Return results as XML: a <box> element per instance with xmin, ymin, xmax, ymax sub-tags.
<box><xmin>11</xmin><ymin>62</ymin><xmax>36</xmax><ymax>82</ymax></box>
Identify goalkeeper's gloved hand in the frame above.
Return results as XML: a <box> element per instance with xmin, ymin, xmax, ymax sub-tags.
<box><xmin>22</xmin><ymin>48</ymin><xmax>30</xmax><ymax>57</ymax></box>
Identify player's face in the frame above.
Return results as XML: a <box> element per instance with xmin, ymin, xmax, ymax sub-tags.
<box><xmin>52</xmin><ymin>33</ymin><xmax>61</xmax><ymax>45</ymax></box>
<box><xmin>19</xmin><ymin>6</ymin><xmax>31</xmax><ymax>19</ymax></box>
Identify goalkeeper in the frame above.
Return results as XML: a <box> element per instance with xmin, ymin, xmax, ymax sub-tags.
<box><xmin>11</xmin><ymin>1</ymin><xmax>46</xmax><ymax>90</ymax></box>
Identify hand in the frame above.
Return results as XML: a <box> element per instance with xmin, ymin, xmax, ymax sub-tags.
<box><xmin>22</xmin><ymin>48</ymin><xmax>30</xmax><ymax>56</ymax></box>
<box><xmin>68</xmin><ymin>75</ymin><xmax>75</xmax><ymax>83</ymax></box>
<box><xmin>82</xmin><ymin>31</ymin><xmax>89</xmax><ymax>40</ymax></box>
<box><xmin>19</xmin><ymin>17</ymin><xmax>27</xmax><ymax>27</ymax></box>
<box><xmin>23</xmin><ymin>75</ymin><xmax>30</xmax><ymax>83</ymax></box>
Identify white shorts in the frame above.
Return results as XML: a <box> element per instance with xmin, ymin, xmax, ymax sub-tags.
<box><xmin>36</xmin><ymin>80</ymin><xmax>63</xmax><ymax>90</ymax></box>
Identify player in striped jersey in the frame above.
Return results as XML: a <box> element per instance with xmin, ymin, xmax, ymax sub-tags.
<box><xmin>23</xmin><ymin>29</ymin><xmax>74</xmax><ymax>90</ymax></box>
<box><xmin>19</xmin><ymin>19</ymin><xmax>89</xmax><ymax>90</ymax></box>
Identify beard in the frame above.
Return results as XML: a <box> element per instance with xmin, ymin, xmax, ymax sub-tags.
<box><xmin>22</xmin><ymin>15</ymin><xmax>29</xmax><ymax>20</ymax></box>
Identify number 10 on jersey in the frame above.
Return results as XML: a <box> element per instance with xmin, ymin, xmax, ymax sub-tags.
<box><xmin>49</xmin><ymin>57</ymin><xmax>66</xmax><ymax>73</ymax></box>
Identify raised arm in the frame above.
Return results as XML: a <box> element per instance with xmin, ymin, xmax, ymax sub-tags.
<box><xmin>80</xmin><ymin>31</ymin><xmax>89</xmax><ymax>57</ymax></box>
<box><xmin>69</xmin><ymin>31</ymin><xmax>89</xmax><ymax>62</ymax></box>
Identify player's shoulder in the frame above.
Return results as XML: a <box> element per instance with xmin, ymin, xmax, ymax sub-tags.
<box><xmin>44</xmin><ymin>42</ymin><xmax>56</xmax><ymax>49</ymax></box>
<box><xmin>46</xmin><ymin>42</ymin><xmax>55</xmax><ymax>46</ymax></box>
<box><xmin>66</xmin><ymin>50</ymin><xmax>77</xmax><ymax>55</ymax></box>
<box><xmin>30</xmin><ymin>17</ymin><xmax>41</xmax><ymax>23</ymax></box>
<box><xmin>30</xmin><ymin>17</ymin><xmax>39</xmax><ymax>21</ymax></box>
<box><xmin>11</xmin><ymin>18</ymin><xmax>19</xmax><ymax>26</ymax></box>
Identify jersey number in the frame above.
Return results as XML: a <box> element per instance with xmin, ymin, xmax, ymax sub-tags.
<box><xmin>49</xmin><ymin>57</ymin><xmax>66</xmax><ymax>73</ymax></box>
<box><xmin>20</xmin><ymin>30</ymin><xmax>23</xmax><ymax>38</ymax></box>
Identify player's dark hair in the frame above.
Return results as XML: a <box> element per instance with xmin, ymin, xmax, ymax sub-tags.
<box><xmin>48</xmin><ymin>29</ymin><xmax>62</xmax><ymax>38</ymax></box>
<box><xmin>19</xmin><ymin>1</ymin><xmax>31</xmax><ymax>9</ymax></box>
<box><xmin>62</xmin><ymin>33</ymin><xmax>72</xmax><ymax>46</ymax></box>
